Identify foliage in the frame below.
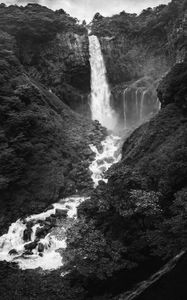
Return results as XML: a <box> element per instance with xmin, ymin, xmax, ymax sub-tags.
<box><xmin>63</xmin><ymin>219</ymin><xmax>130</xmax><ymax>280</ymax></box>
<box><xmin>147</xmin><ymin>188</ymin><xmax>187</xmax><ymax>259</ymax></box>
<box><xmin>158</xmin><ymin>62</ymin><xmax>187</xmax><ymax>111</ymax></box>
<box><xmin>0</xmin><ymin>4</ymin><xmax>86</xmax><ymax>42</ymax></box>
<box><xmin>91</xmin><ymin>0</ymin><xmax>186</xmax><ymax>86</ymax></box>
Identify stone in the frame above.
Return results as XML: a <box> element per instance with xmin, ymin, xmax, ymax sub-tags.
<box><xmin>97</xmin><ymin>159</ymin><xmax>105</xmax><ymax>166</ymax></box>
<box><xmin>104</xmin><ymin>157</ymin><xmax>114</xmax><ymax>164</ymax></box>
<box><xmin>9</xmin><ymin>249</ymin><xmax>18</xmax><ymax>256</ymax></box>
<box><xmin>23</xmin><ymin>227</ymin><xmax>32</xmax><ymax>242</ymax></box>
<box><xmin>35</xmin><ymin>226</ymin><xmax>50</xmax><ymax>239</ymax></box>
<box><xmin>24</xmin><ymin>241</ymin><xmax>38</xmax><ymax>251</ymax></box>
<box><xmin>38</xmin><ymin>243</ymin><xmax>44</xmax><ymax>253</ymax></box>
<box><xmin>44</xmin><ymin>204</ymin><xmax>54</xmax><ymax>212</ymax></box>
<box><xmin>24</xmin><ymin>250</ymin><xmax>33</xmax><ymax>256</ymax></box>
<box><xmin>55</xmin><ymin>209</ymin><xmax>68</xmax><ymax>218</ymax></box>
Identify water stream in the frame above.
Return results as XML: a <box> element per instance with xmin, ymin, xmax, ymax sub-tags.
<box><xmin>0</xmin><ymin>135</ymin><xmax>121</xmax><ymax>270</ymax></box>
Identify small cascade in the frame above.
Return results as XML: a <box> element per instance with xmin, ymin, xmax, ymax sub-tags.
<box><xmin>89</xmin><ymin>35</ymin><xmax>117</xmax><ymax>131</ymax></box>
<box><xmin>0</xmin><ymin>135</ymin><xmax>121</xmax><ymax>271</ymax></box>
<box><xmin>123</xmin><ymin>88</ymin><xmax>128</xmax><ymax>129</ymax></box>
<box><xmin>140</xmin><ymin>89</ymin><xmax>147</xmax><ymax>121</ymax></box>
<box><xmin>0</xmin><ymin>197</ymin><xmax>86</xmax><ymax>270</ymax></box>
<box><xmin>89</xmin><ymin>135</ymin><xmax>121</xmax><ymax>187</ymax></box>
<box><xmin>123</xmin><ymin>85</ymin><xmax>160</xmax><ymax>128</ymax></box>
<box><xmin>135</xmin><ymin>89</ymin><xmax>139</xmax><ymax>117</ymax></box>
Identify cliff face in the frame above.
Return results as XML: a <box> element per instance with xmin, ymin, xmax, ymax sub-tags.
<box><xmin>91</xmin><ymin>0</ymin><xmax>187</xmax><ymax>128</ymax></box>
<box><xmin>19</xmin><ymin>32</ymin><xmax>91</xmax><ymax>116</ymax></box>
<box><xmin>0</xmin><ymin>3</ymin><xmax>91</xmax><ymax>116</ymax></box>
<box><xmin>92</xmin><ymin>0</ymin><xmax>186</xmax><ymax>86</ymax></box>
<box><xmin>64</xmin><ymin>61</ymin><xmax>187</xmax><ymax>299</ymax></box>
<box><xmin>0</xmin><ymin>5</ymin><xmax>106</xmax><ymax>233</ymax></box>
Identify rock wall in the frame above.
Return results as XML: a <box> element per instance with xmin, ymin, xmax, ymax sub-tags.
<box><xmin>91</xmin><ymin>0</ymin><xmax>187</xmax><ymax>128</ymax></box>
<box><xmin>0</xmin><ymin>3</ymin><xmax>91</xmax><ymax>117</ymax></box>
<box><xmin>19</xmin><ymin>32</ymin><xmax>91</xmax><ymax>116</ymax></box>
<box><xmin>0</xmin><ymin>5</ymin><xmax>106</xmax><ymax>233</ymax></box>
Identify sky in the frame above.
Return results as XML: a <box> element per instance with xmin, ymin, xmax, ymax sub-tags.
<box><xmin>4</xmin><ymin>0</ymin><xmax>171</xmax><ymax>21</ymax></box>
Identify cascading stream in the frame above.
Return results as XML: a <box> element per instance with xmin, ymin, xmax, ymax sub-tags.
<box><xmin>0</xmin><ymin>135</ymin><xmax>121</xmax><ymax>271</ymax></box>
<box><xmin>89</xmin><ymin>35</ymin><xmax>117</xmax><ymax>131</ymax></box>
<box><xmin>0</xmin><ymin>32</ymin><xmax>123</xmax><ymax>272</ymax></box>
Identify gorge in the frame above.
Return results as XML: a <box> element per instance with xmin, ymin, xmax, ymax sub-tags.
<box><xmin>0</xmin><ymin>1</ymin><xmax>187</xmax><ymax>299</ymax></box>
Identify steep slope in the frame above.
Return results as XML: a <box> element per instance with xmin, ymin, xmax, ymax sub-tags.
<box><xmin>0</xmin><ymin>3</ymin><xmax>91</xmax><ymax>115</ymax></box>
<box><xmin>92</xmin><ymin>0</ymin><xmax>186</xmax><ymax>86</ymax></box>
<box><xmin>61</xmin><ymin>61</ymin><xmax>187</xmax><ymax>299</ymax></box>
<box><xmin>0</xmin><ymin>17</ymin><xmax>105</xmax><ymax>234</ymax></box>
<box><xmin>91</xmin><ymin>0</ymin><xmax>187</xmax><ymax>128</ymax></box>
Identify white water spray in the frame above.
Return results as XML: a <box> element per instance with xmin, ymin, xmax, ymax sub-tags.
<box><xmin>123</xmin><ymin>88</ymin><xmax>128</xmax><ymax>129</ymax></box>
<box><xmin>89</xmin><ymin>35</ymin><xmax>117</xmax><ymax>131</ymax></box>
<box><xmin>89</xmin><ymin>135</ymin><xmax>121</xmax><ymax>187</ymax></box>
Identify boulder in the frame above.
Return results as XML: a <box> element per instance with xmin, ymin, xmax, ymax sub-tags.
<box><xmin>23</xmin><ymin>227</ymin><xmax>32</xmax><ymax>242</ymax></box>
<box><xmin>44</xmin><ymin>204</ymin><xmax>54</xmax><ymax>212</ymax></box>
<box><xmin>35</xmin><ymin>226</ymin><xmax>49</xmax><ymax>239</ymax></box>
<box><xmin>55</xmin><ymin>209</ymin><xmax>68</xmax><ymax>218</ymax></box>
<box><xmin>38</xmin><ymin>243</ymin><xmax>44</xmax><ymax>253</ymax></box>
<box><xmin>24</xmin><ymin>250</ymin><xmax>33</xmax><ymax>256</ymax></box>
<box><xmin>24</xmin><ymin>241</ymin><xmax>38</xmax><ymax>251</ymax></box>
<box><xmin>45</xmin><ymin>216</ymin><xmax>56</xmax><ymax>227</ymax></box>
<box><xmin>99</xmin><ymin>166</ymin><xmax>107</xmax><ymax>173</ymax></box>
<box><xmin>97</xmin><ymin>159</ymin><xmax>105</xmax><ymax>166</ymax></box>
<box><xmin>104</xmin><ymin>157</ymin><xmax>114</xmax><ymax>164</ymax></box>
<box><xmin>9</xmin><ymin>249</ymin><xmax>18</xmax><ymax>256</ymax></box>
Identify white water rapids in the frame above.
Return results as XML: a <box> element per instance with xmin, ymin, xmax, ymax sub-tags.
<box><xmin>0</xmin><ymin>135</ymin><xmax>121</xmax><ymax>271</ymax></box>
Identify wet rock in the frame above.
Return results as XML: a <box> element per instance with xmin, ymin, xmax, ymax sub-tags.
<box><xmin>24</xmin><ymin>250</ymin><xmax>33</xmax><ymax>256</ymax></box>
<box><xmin>23</xmin><ymin>227</ymin><xmax>32</xmax><ymax>242</ymax></box>
<box><xmin>104</xmin><ymin>157</ymin><xmax>114</xmax><ymax>164</ymax></box>
<box><xmin>99</xmin><ymin>166</ymin><xmax>107</xmax><ymax>173</ymax></box>
<box><xmin>55</xmin><ymin>209</ymin><xmax>68</xmax><ymax>218</ymax></box>
<box><xmin>24</xmin><ymin>241</ymin><xmax>38</xmax><ymax>251</ymax></box>
<box><xmin>9</xmin><ymin>249</ymin><xmax>18</xmax><ymax>256</ymax></box>
<box><xmin>97</xmin><ymin>145</ymin><xmax>103</xmax><ymax>153</ymax></box>
<box><xmin>35</xmin><ymin>226</ymin><xmax>50</xmax><ymax>239</ymax></box>
<box><xmin>59</xmin><ymin>199</ymin><xmax>67</xmax><ymax>204</ymax></box>
<box><xmin>45</xmin><ymin>216</ymin><xmax>56</xmax><ymax>227</ymax></box>
<box><xmin>97</xmin><ymin>159</ymin><xmax>105</xmax><ymax>166</ymax></box>
<box><xmin>44</xmin><ymin>204</ymin><xmax>54</xmax><ymax>212</ymax></box>
<box><xmin>65</xmin><ymin>205</ymin><xmax>71</xmax><ymax>210</ymax></box>
<box><xmin>39</xmin><ymin>253</ymin><xmax>43</xmax><ymax>257</ymax></box>
<box><xmin>38</xmin><ymin>243</ymin><xmax>44</xmax><ymax>253</ymax></box>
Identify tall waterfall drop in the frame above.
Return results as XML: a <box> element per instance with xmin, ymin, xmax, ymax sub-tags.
<box><xmin>89</xmin><ymin>35</ymin><xmax>117</xmax><ymax>131</ymax></box>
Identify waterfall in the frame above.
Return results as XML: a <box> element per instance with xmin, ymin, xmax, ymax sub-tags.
<box><xmin>123</xmin><ymin>85</ymin><xmax>160</xmax><ymax>128</ymax></box>
<box><xmin>123</xmin><ymin>88</ymin><xmax>128</xmax><ymax>128</ymax></box>
<box><xmin>140</xmin><ymin>90</ymin><xmax>147</xmax><ymax>121</ymax></box>
<box><xmin>89</xmin><ymin>35</ymin><xmax>117</xmax><ymax>131</ymax></box>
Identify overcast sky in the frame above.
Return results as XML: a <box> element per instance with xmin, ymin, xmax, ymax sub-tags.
<box><xmin>4</xmin><ymin>0</ymin><xmax>170</xmax><ymax>21</ymax></box>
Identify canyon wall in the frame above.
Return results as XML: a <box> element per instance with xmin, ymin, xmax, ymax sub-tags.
<box><xmin>91</xmin><ymin>0</ymin><xmax>186</xmax><ymax>128</ymax></box>
<box><xmin>0</xmin><ymin>4</ymin><xmax>106</xmax><ymax>233</ymax></box>
<box><xmin>0</xmin><ymin>3</ymin><xmax>91</xmax><ymax>116</ymax></box>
